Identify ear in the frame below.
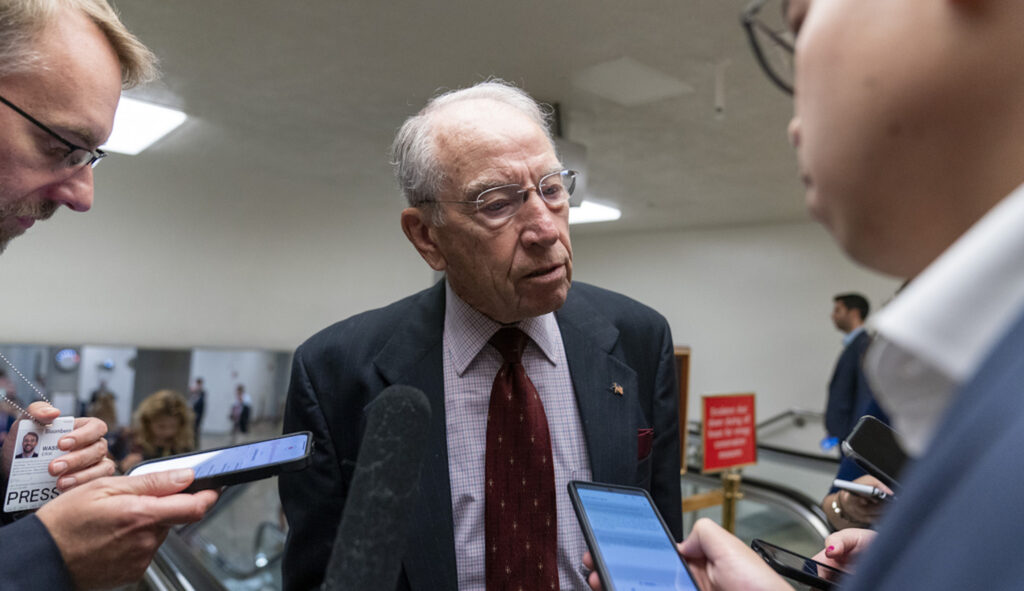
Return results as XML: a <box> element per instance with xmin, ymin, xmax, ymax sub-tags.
<box><xmin>401</xmin><ymin>207</ymin><xmax>447</xmax><ymax>271</ymax></box>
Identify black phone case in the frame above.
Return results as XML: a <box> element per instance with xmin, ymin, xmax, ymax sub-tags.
<box><xmin>842</xmin><ymin>416</ymin><xmax>907</xmax><ymax>490</ymax></box>
<box><xmin>751</xmin><ymin>539</ymin><xmax>844</xmax><ymax>591</ymax></box>
<box><xmin>128</xmin><ymin>431</ymin><xmax>313</xmax><ymax>493</ymax></box>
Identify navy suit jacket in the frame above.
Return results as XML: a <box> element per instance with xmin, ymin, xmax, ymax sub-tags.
<box><xmin>842</xmin><ymin>307</ymin><xmax>1024</xmax><ymax>590</ymax></box>
<box><xmin>825</xmin><ymin>330</ymin><xmax>875</xmax><ymax>441</ymax></box>
<box><xmin>0</xmin><ymin>515</ymin><xmax>73</xmax><ymax>589</ymax></box>
<box><xmin>279</xmin><ymin>281</ymin><xmax>682</xmax><ymax>590</ymax></box>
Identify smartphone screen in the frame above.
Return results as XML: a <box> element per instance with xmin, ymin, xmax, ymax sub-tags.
<box><xmin>751</xmin><ymin>539</ymin><xmax>847</xmax><ymax>589</ymax></box>
<box><xmin>129</xmin><ymin>432</ymin><xmax>310</xmax><ymax>479</ymax></box>
<box><xmin>570</xmin><ymin>482</ymin><xmax>698</xmax><ymax>591</ymax></box>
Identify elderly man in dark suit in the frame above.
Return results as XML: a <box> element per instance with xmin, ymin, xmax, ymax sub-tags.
<box><xmin>279</xmin><ymin>80</ymin><xmax>681</xmax><ymax>591</ymax></box>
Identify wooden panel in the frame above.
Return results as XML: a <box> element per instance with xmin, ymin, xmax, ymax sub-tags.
<box><xmin>675</xmin><ymin>346</ymin><xmax>691</xmax><ymax>473</ymax></box>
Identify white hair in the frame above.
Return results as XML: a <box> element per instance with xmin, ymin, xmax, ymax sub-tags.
<box><xmin>390</xmin><ymin>79</ymin><xmax>555</xmax><ymax>223</ymax></box>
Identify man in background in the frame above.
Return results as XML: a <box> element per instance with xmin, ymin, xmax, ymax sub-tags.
<box><xmin>0</xmin><ymin>1</ymin><xmax>217</xmax><ymax>588</ymax></box>
<box><xmin>824</xmin><ymin>293</ymin><xmax>874</xmax><ymax>442</ymax></box>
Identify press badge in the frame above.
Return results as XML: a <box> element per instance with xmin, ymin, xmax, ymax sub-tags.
<box><xmin>4</xmin><ymin>416</ymin><xmax>73</xmax><ymax>512</ymax></box>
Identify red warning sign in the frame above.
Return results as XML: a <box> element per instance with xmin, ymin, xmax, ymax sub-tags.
<box><xmin>702</xmin><ymin>393</ymin><xmax>757</xmax><ymax>473</ymax></box>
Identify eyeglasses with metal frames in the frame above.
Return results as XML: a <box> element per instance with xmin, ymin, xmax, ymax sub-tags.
<box><xmin>431</xmin><ymin>169</ymin><xmax>577</xmax><ymax>223</ymax></box>
<box><xmin>741</xmin><ymin>0</ymin><xmax>795</xmax><ymax>96</ymax></box>
<box><xmin>0</xmin><ymin>93</ymin><xmax>107</xmax><ymax>170</ymax></box>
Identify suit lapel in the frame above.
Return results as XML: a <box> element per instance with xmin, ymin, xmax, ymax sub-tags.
<box><xmin>557</xmin><ymin>288</ymin><xmax>639</xmax><ymax>485</ymax></box>
<box><xmin>373</xmin><ymin>283</ymin><xmax>458</xmax><ymax>590</ymax></box>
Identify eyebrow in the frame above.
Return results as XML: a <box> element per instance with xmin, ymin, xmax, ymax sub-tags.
<box><xmin>44</xmin><ymin>114</ymin><xmax>103</xmax><ymax>149</ymax></box>
<box><xmin>59</xmin><ymin>125</ymin><xmax>102</xmax><ymax>150</ymax></box>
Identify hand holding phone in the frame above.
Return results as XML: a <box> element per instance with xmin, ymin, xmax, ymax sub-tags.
<box><xmin>569</xmin><ymin>481</ymin><xmax>699</xmax><ymax>591</ymax></box>
<box><xmin>751</xmin><ymin>539</ymin><xmax>849</xmax><ymax>590</ymax></box>
<box><xmin>127</xmin><ymin>431</ymin><xmax>312</xmax><ymax>493</ymax></box>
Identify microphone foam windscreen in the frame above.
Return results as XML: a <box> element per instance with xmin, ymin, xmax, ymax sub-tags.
<box><xmin>321</xmin><ymin>384</ymin><xmax>432</xmax><ymax>590</ymax></box>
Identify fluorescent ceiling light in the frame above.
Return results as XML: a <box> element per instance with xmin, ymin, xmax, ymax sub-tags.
<box><xmin>569</xmin><ymin>200</ymin><xmax>621</xmax><ymax>225</ymax></box>
<box><xmin>101</xmin><ymin>97</ymin><xmax>187</xmax><ymax>155</ymax></box>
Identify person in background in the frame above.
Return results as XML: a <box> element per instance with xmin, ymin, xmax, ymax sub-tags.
<box><xmin>87</xmin><ymin>389</ymin><xmax>130</xmax><ymax>464</ymax></box>
<box><xmin>120</xmin><ymin>389</ymin><xmax>195</xmax><ymax>473</ymax></box>
<box><xmin>189</xmin><ymin>377</ymin><xmax>206</xmax><ymax>448</ymax></box>
<box><xmin>824</xmin><ymin>293</ymin><xmax>875</xmax><ymax>443</ymax></box>
<box><xmin>230</xmin><ymin>383</ymin><xmax>252</xmax><ymax>441</ymax></box>
<box><xmin>89</xmin><ymin>379</ymin><xmax>114</xmax><ymax>405</ymax></box>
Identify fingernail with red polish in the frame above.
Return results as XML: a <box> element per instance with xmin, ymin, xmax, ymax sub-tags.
<box><xmin>827</xmin><ymin>545</ymin><xmax>835</xmax><ymax>553</ymax></box>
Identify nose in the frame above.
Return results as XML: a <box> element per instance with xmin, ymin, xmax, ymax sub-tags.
<box><xmin>49</xmin><ymin>166</ymin><xmax>95</xmax><ymax>212</ymax></box>
<box><xmin>788</xmin><ymin>117</ymin><xmax>801</xmax><ymax>149</ymax></box>
<box><xmin>518</xmin><ymin>190</ymin><xmax>561</xmax><ymax>247</ymax></box>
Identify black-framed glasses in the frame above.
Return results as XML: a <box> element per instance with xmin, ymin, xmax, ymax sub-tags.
<box><xmin>432</xmin><ymin>169</ymin><xmax>577</xmax><ymax>225</ymax></box>
<box><xmin>741</xmin><ymin>0</ymin><xmax>794</xmax><ymax>95</ymax></box>
<box><xmin>0</xmin><ymin>93</ymin><xmax>107</xmax><ymax>170</ymax></box>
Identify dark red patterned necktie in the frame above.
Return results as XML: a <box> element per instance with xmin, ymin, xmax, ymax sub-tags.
<box><xmin>485</xmin><ymin>327</ymin><xmax>559</xmax><ymax>591</ymax></box>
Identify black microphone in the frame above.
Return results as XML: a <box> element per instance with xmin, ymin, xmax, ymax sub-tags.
<box><xmin>321</xmin><ymin>384</ymin><xmax>432</xmax><ymax>591</ymax></box>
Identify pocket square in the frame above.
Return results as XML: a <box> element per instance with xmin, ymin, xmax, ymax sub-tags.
<box><xmin>637</xmin><ymin>427</ymin><xmax>654</xmax><ymax>460</ymax></box>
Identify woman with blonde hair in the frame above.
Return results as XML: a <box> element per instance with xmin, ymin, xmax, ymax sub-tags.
<box><xmin>120</xmin><ymin>389</ymin><xmax>195</xmax><ymax>472</ymax></box>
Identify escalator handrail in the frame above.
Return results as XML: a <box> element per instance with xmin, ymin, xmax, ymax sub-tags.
<box><xmin>684</xmin><ymin>464</ymin><xmax>834</xmax><ymax>539</ymax></box>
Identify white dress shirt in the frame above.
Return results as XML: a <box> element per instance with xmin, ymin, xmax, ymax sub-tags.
<box><xmin>865</xmin><ymin>183</ymin><xmax>1024</xmax><ymax>455</ymax></box>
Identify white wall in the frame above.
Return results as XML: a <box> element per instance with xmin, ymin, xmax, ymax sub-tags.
<box><xmin>571</xmin><ymin>221</ymin><xmax>901</xmax><ymax>425</ymax></box>
<box><xmin>189</xmin><ymin>349</ymin><xmax>287</xmax><ymax>434</ymax></box>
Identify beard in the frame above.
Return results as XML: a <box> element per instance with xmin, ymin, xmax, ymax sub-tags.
<box><xmin>0</xmin><ymin>198</ymin><xmax>58</xmax><ymax>253</ymax></box>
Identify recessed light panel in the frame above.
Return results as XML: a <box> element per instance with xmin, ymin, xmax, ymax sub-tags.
<box><xmin>102</xmin><ymin>97</ymin><xmax>187</xmax><ymax>155</ymax></box>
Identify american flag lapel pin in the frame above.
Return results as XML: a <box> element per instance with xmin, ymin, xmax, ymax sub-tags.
<box><xmin>610</xmin><ymin>382</ymin><xmax>624</xmax><ymax>396</ymax></box>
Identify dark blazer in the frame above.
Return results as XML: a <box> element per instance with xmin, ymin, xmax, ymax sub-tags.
<box><xmin>279</xmin><ymin>281</ymin><xmax>682</xmax><ymax>591</ymax></box>
<box><xmin>843</xmin><ymin>307</ymin><xmax>1024</xmax><ymax>590</ymax></box>
<box><xmin>0</xmin><ymin>515</ymin><xmax>74</xmax><ymax>589</ymax></box>
<box><xmin>825</xmin><ymin>330</ymin><xmax>874</xmax><ymax>441</ymax></box>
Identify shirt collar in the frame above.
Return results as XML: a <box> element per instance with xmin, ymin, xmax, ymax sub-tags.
<box><xmin>443</xmin><ymin>281</ymin><xmax>560</xmax><ymax>376</ymax></box>
<box><xmin>868</xmin><ymin>182</ymin><xmax>1024</xmax><ymax>385</ymax></box>
<box><xmin>842</xmin><ymin>325</ymin><xmax>866</xmax><ymax>347</ymax></box>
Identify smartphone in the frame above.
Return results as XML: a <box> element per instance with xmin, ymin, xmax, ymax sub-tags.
<box><xmin>842</xmin><ymin>415</ymin><xmax>908</xmax><ymax>490</ymax></box>
<box><xmin>832</xmin><ymin>478</ymin><xmax>891</xmax><ymax>501</ymax></box>
<box><xmin>127</xmin><ymin>431</ymin><xmax>312</xmax><ymax>492</ymax></box>
<box><xmin>568</xmin><ymin>481</ymin><xmax>699</xmax><ymax>591</ymax></box>
<box><xmin>751</xmin><ymin>539</ymin><xmax>848</xmax><ymax>590</ymax></box>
